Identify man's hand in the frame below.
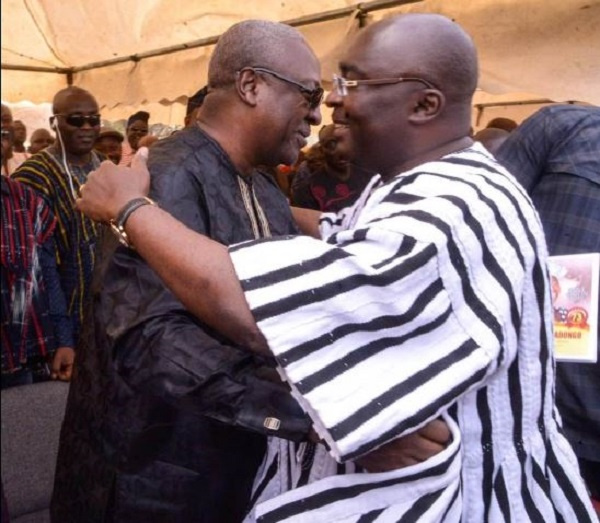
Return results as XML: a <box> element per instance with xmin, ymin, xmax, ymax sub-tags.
<box><xmin>355</xmin><ymin>418</ymin><xmax>451</xmax><ymax>472</ymax></box>
<box><xmin>51</xmin><ymin>347</ymin><xmax>75</xmax><ymax>381</ymax></box>
<box><xmin>76</xmin><ymin>154</ymin><xmax>150</xmax><ymax>223</ymax></box>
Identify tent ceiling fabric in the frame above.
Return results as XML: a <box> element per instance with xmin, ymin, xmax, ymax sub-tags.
<box><xmin>2</xmin><ymin>0</ymin><xmax>599</xmax><ymax>111</ymax></box>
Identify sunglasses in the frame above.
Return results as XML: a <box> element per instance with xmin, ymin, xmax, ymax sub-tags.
<box><xmin>245</xmin><ymin>67</ymin><xmax>324</xmax><ymax>110</ymax></box>
<box><xmin>53</xmin><ymin>113</ymin><xmax>102</xmax><ymax>128</ymax></box>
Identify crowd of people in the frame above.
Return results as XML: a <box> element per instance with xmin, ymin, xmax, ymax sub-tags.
<box><xmin>1</xmin><ymin>13</ymin><xmax>598</xmax><ymax>523</ymax></box>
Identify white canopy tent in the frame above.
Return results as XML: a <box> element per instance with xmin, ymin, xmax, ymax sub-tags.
<box><xmin>2</xmin><ymin>0</ymin><xmax>599</xmax><ymax>131</ymax></box>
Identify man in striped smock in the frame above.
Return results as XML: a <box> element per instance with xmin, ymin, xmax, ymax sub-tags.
<box><xmin>76</xmin><ymin>13</ymin><xmax>595</xmax><ymax>523</ymax></box>
<box><xmin>13</xmin><ymin>87</ymin><xmax>103</xmax><ymax>349</ymax></box>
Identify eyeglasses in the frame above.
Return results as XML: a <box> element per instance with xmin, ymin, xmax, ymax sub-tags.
<box><xmin>332</xmin><ymin>74</ymin><xmax>437</xmax><ymax>96</ymax></box>
<box><xmin>54</xmin><ymin>113</ymin><xmax>102</xmax><ymax>128</ymax></box>
<box><xmin>245</xmin><ymin>67</ymin><xmax>324</xmax><ymax>110</ymax></box>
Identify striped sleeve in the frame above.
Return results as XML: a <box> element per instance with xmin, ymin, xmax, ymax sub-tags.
<box><xmin>230</xmin><ymin>154</ymin><xmax>528</xmax><ymax>462</ymax></box>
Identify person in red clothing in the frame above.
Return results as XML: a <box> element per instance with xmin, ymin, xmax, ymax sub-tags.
<box><xmin>1</xmin><ymin>169</ymin><xmax>75</xmax><ymax>387</ymax></box>
<box><xmin>290</xmin><ymin>124</ymin><xmax>371</xmax><ymax>212</ymax></box>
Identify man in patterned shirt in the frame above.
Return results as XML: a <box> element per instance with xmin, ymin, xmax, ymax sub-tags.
<box><xmin>13</xmin><ymin>86</ymin><xmax>103</xmax><ymax>349</ymax></box>
<box><xmin>76</xmin><ymin>14</ymin><xmax>595</xmax><ymax>523</ymax></box>
<box><xmin>1</xmin><ymin>175</ymin><xmax>74</xmax><ymax>388</ymax></box>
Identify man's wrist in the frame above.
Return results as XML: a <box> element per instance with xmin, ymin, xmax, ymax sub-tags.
<box><xmin>110</xmin><ymin>197</ymin><xmax>156</xmax><ymax>248</ymax></box>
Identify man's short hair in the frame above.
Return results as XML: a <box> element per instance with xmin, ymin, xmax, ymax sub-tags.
<box><xmin>486</xmin><ymin>117</ymin><xmax>518</xmax><ymax>132</ymax></box>
<box><xmin>127</xmin><ymin>111</ymin><xmax>150</xmax><ymax>128</ymax></box>
<box><xmin>208</xmin><ymin>20</ymin><xmax>307</xmax><ymax>88</ymax></box>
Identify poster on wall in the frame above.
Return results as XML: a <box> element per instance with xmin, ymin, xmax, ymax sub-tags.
<box><xmin>548</xmin><ymin>253</ymin><xmax>599</xmax><ymax>363</ymax></box>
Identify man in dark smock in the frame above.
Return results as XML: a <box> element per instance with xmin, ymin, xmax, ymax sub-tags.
<box><xmin>51</xmin><ymin>20</ymin><xmax>318</xmax><ymax>522</ymax></box>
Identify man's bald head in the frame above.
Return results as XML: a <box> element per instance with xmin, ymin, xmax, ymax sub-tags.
<box><xmin>208</xmin><ymin>20</ymin><xmax>313</xmax><ymax>88</ymax></box>
<box><xmin>52</xmin><ymin>86</ymin><xmax>98</xmax><ymax>115</ymax></box>
<box><xmin>353</xmin><ymin>14</ymin><xmax>478</xmax><ymax>104</ymax></box>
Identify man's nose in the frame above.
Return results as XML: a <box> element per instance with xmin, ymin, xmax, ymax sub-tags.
<box><xmin>325</xmin><ymin>90</ymin><xmax>342</xmax><ymax>107</ymax></box>
<box><xmin>308</xmin><ymin>104</ymin><xmax>322</xmax><ymax>126</ymax></box>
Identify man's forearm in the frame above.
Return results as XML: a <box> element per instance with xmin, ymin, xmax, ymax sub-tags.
<box><xmin>291</xmin><ymin>206</ymin><xmax>322</xmax><ymax>238</ymax></box>
<box><xmin>123</xmin><ymin>204</ymin><xmax>270</xmax><ymax>355</ymax></box>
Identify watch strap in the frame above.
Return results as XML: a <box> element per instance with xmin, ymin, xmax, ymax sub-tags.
<box><xmin>110</xmin><ymin>196</ymin><xmax>156</xmax><ymax>248</ymax></box>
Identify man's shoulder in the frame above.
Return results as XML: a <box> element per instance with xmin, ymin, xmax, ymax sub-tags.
<box><xmin>148</xmin><ymin>126</ymin><xmax>222</xmax><ymax>174</ymax></box>
<box><xmin>13</xmin><ymin>149</ymin><xmax>59</xmax><ymax>181</ymax></box>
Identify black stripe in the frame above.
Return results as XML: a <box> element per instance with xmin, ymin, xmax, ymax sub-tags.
<box><xmin>508</xmin><ymin>358</ymin><xmax>545</xmax><ymax>523</ymax></box>
<box><xmin>533</xmin><ymin>260</ymin><xmax>550</xmax><ymax>433</ymax></box>
<box><xmin>446</xmin><ymin>156</ymin><xmax>553</xmax><ymax>448</ymax></box>
<box><xmin>373</xmin><ymin>235</ymin><xmax>417</xmax><ymax>270</ymax></box>
<box><xmin>398</xmin><ymin>488</ymin><xmax>445</xmax><ymax>522</ymax></box>
<box><xmin>300</xmin><ymin>309</ymin><xmax>453</xmax><ymax>403</ymax></box>
<box><xmin>530</xmin><ymin>455</ymin><xmax>557</xmax><ymax>520</ymax></box>
<box><xmin>477</xmin><ymin>388</ymin><xmax>494</xmax><ymax>521</ymax></box>
<box><xmin>356</xmin><ymin>508</ymin><xmax>385</xmax><ymax>522</ymax></box>
<box><xmin>547</xmin><ymin>443</ymin><xmax>594</xmax><ymax>523</ymax></box>
<box><xmin>493</xmin><ymin>466</ymin><xmax>512</xmax><ymax>522</ymax></box>
<box><xmin>443</xmin><ymin>156</ymin><xmax>511</xmax><ymax>182</ymax></box>
<box><xmin>281</xmin><ymin>277</ymin><xmax>443</xmax><ymax>366</ymax></box>
<box><xmin>258</xmin><ymin>445</ymin><xmax>459</xmax><ymax>523</ymax></box>
<box><xmin>444</xmin><ymin>194</ymin><xmax>522</xmax><ymax>350</ymax></box>
<box><xmin>241</xmin><ymin>243</ymin><xmax>352</xmax><ymax>292</ymax></box>
<box><xmin>520</xmin><ymin>464</ymin><xmax>547</xmax><ymax>523</ymax></box>
<box><xmin>380</xmin><ymin>161</ymin><xmax>527</xmax><ymax>274</ymax></box>
<box><xmin>229</xmin><ymin>234</ymin><xmax>295</xmax><ymax>254</ymax></box>
<box><xmin>384</xmin><ymin>190</ymin><xmax>424</xmax><ymax>206</ymax></box>
<box><xmin>344</xmin><ymin>365</ymin><xmax>487</xmax><ymax>460</ymax></box>
<box><xmin>440</xmin><ymin>483</ymin><xmax>461</xmax><ymax>521</ymax></box>
<box><xmin>247</xmin><ymin>451</ymin><xmax>279</xmax><ymax>510</ymax></box>
<box><xmin>293</xmin><ymin>284</ymin><xmax>446</xmax><ymax>391</ymax></box>
<box><xmin>401</xmin><ymin>209</ymin><xmax>505</xmax><ymax>343</ymax></box>
<box><xmin>335</xmin><ymin>227</ymin><xmax>370</xmax><ymax>248</ymax></box>
<box><xmin>251</xmin><ymin>242</ymin><xmax>437</xmax><ymax>323</ymax></box>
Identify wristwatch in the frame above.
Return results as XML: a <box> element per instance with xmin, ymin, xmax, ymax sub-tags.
<box><xmin>109</xmin><ymin>197</ymin><xmax>156</xmax><ymax>248</ymax></box>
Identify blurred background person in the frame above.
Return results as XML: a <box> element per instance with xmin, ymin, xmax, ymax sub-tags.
<box><xmin>28</xmin><ymin>128</ymin><xmax>55</xmax><ymax>155</ymax></box>
<box><xmin>1</xmin><ymin>103</ymin><xmax>17</xmax><ymax>176</ymax></box>
<box><xmin>290</xmin><ymin>124</ymin><xmax>371</xmax><ymax>212</ymax></box>
<box><xmin>473</xmin><ymin>127</ymin><xmax>510</xmax><ymax>155</ymax></box>
<box><xmin>11</xmin><ymin>120</ymin><xmax>30</xmax><ymax>168</ymax></box>
<box><xmin>184</xmin><ymin>86</ymin><xmax>208</xmax><ymax>128</ymax></box>
<box><xmin>119</xmin><ymin>111</ymin><xmax>150</xmax><ymax>167</ymax></box>
<box><xmin>486</xmin><ymin>116</ymin><xmax>518</xmax><ymax>132</ymax></box>
<box><xmin>94</xmin><ymin>126</ymin><xmax>124</xmax><ymax>164</ymax></box>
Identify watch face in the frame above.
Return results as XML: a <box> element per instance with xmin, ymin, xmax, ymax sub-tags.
<box><xmin>110</xmin><ymin>221</ymin><xmax>131</xmax><ymax>247</ymax></box>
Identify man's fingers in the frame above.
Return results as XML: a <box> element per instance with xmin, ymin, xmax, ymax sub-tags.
<box><xmin>131</xmin><ymin>147</ymin><xmax>149</xmax><ymax>170</ymax></box>
<box><xmin>418</xmin><ymin>418</ymin><xmax>451</xmax><ymax>444</ymax></box>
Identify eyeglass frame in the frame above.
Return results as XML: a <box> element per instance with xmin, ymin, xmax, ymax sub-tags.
<box><xmin>332</xmin><ymin>74</ymin><xmax>438</xmax><ymax>97</ymax></box>
<box><xmin>241</xmin><ymin>67</ymin><xmax>324</xmax><ymax>110</ymax></box>
<box><xmin>52</xmin><ymin>113</ymin><xmax>102</xmax><ymax>128</ymax></box>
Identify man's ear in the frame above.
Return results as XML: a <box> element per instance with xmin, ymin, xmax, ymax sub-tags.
<box><xmin>236</xmin><ymin>69</ymin><xmax>260</xmax><ymax>107</ymax></box>
<box><xmin>408</xmin><ymin>89</ymin><xmax>445</xmax><ymax>124</ymax></box>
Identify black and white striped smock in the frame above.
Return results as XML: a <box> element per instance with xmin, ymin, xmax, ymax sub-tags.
<box><xmin>230</xmin><ymin>143</ymin><xmax>595</xmax><ymax>522</ymax></box>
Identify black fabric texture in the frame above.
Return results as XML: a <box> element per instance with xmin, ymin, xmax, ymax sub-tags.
<box><xmin>51</xmin><ymin>126</ymin><xmax>311</xmax><ymax>522</ymax></box>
